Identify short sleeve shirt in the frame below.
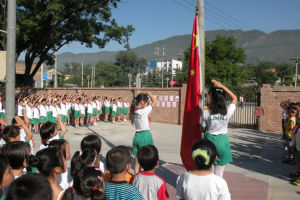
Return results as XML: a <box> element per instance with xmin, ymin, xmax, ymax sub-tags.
<box><xmin>201</xmin><ymin>103</ymin><xmax>236</xmax><ymax>135</ymax></box>
<box><xmin>134</xmin><ymin>105</ymin><xmax>152</xmax><ymax>132</ymax></box>
<box><xmin>105</xmin><ymin>181</ymin><xmax>144</xmax><ymax>200</ymax></box>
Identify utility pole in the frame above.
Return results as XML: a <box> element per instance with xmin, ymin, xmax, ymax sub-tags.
<box><xmin>197</xmin><ymin>0</ymin><xmax>205</xmax><ymax>104</ymax></box>
<box><xmin>161</xmin><ymin>48</ymin><xmax>165</xmax><ymax>88</ymax></box>
<box><xmin>54</xmin><ymin>52</ymin><xmax>58</xmax><ymax>88</ymax></box>
<box><xmin>81</xmin><ymin>60</ymin><xmax>84</xmax><ymax>87</ymax></box>
<box><xmin>5</xmin><ymin>0</ymin><xmax>16</xmax><ymax>124</ymax></box>
<box><xmin>291</xmin><ymin>57</ymin><xmax>299</xmax><ymax>88</ymax></box>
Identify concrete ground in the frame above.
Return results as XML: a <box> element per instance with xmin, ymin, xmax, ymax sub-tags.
<box><xmin>33</xmin><ymin>122</ymin><xmax>300</xmax><ymax>200</ymax></box>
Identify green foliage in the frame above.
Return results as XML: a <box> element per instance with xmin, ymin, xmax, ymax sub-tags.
<box><xmin>0</xmin><ymin>0</ymin><xmax>134</xmax><ymax>86</ymax></box>
<box><xmin>95</xmin><ymin>62</ymin><xmax>122</xmax><ymax>87</ymax></box>
<box><xmin>276</xmin><ymin>63</ymin><xmax>294</xmax><ymax>85</ymax></box>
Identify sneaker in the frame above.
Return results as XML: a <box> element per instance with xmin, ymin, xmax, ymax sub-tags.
<box><xmin>291</xmin><ymin>178</ymin><xmax>300</xmax><ymax>186</ymax></box>
<box><xmin>124</xmin><ymin>119</ymin><xmax>127</xmax><ymax>122</ymax></box>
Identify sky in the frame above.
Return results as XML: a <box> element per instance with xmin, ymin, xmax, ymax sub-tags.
<box><xmin>20</xmin><ymin>0</ymin><xmax>300</xmax><ymax>57</ymax></box>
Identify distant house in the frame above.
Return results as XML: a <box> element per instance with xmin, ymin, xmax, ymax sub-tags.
<box><xmin>147</xmin><ymin>59</ymin><xmax>182</xmax><ymax>75</ymax></box>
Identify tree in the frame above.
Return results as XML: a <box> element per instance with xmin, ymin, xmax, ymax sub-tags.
<box><xmin>276</xmin><ymin>63</ymin><xmax>294</xmax><ymax>85</ymax></box>
<box><xmin>95</xmin><ymin>62</ymin><xmax>122</xmax><ymax>87</ymax></box>
<box><xmin>0</xmin><ymin>0</ymin><xmax>134</xmax><ymax>86</ymax></box>
<box><xmin>252</xmin><ymin>62</ymin><xmax>278</xmax><ymax>86</ymax></box>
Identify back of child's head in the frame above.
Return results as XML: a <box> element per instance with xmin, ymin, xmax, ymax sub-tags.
<box><xmin>3</xmin><ymin>141</ymin><xmax>31</xmax><ymax>170</ymax></box>
<box><xmin>129</xmin><ymin>93</ymin><xmax>149</xmax><ymax>124</ymax></box>
<box><xmin>71</xmin><ymin>149</ymin><xmax>98</xmax><ymax>178</ymax></box>
<box><xmin>106</xmin><ymin>145</ymin><xmax>131</xmax><ymax>174</ymax></box>
<box><xmin>40</xmin><ymin>122</ymin><xmax>56</xmax><ymax>141</ymax></box>
<box><xmin>137</xmin><ymin>145</ymin><xmax>159</xmax><ymax>171</ymax></box>
<box><xmin>48</xmin><ymin>139</ymin><xmax>70</xmax><ymax>160</ymax></box>
<box><xmin>1</xmin><ymin>125</ymin><xmax>20</xmax><ymax>143</ymax></box>
<box><xmin>192</xmin><ymin>139</ymin><xmax>217</xmax><ymax>170</ymax></box>
<box><xmin>28</xmin><ymin>147</ymin><xmax>66</xmax><ymax>177</ymax></box>
<box><xmin>6</xmin><ymin>173</ymin><xmax>52</xmax><ymax>200</ymax></box>
<box><xmin>80</xmin><ymin>167</ymin><xmax>106</xmax><ymax>200</ymax></box>
<box><xmin>81</xmin><ymin>135</ymin><xmax>102</xmax><ymax>154</ymax></box>
<box><xmin>0</xmin><ymin>154</ymin><xmax>13</xmax><ymax>189</ymax></box>
<box><xmin>208</xmin><ymin>86</ymin><xmax>227</xmax><ymax>115</ymax></box>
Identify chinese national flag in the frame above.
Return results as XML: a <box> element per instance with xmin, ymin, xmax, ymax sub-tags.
<box><xmin>180</xmin><ymin>16</ymin><xmax>202</xmax><ymax>171</ymax></box>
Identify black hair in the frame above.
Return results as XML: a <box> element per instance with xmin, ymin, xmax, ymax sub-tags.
<box><xmin>48</xmin><ymin>139</ymin><xmax>68</xmax><ymax>158</ymax></box>
<box><xmin>1</xmin><ymin>125</ymin><xmax>20</xmax><ymax>143</ymax></box>
<box><xmin>137</xmin><ymin>145</ymin><xmax>159</xmax><ymax>171</ymax></box>
<box><xmin>81</xmin><ymin>135</ymin><xmax>102</xmax><ymax>154</ymax></box>
<box><xmin>80</xmin><ymin>167</ymin><xmax>106</xmax><ymax>200</ymax></box>
<box><xmin>106</xmin><ymin>145</ymin><xmax>131</xmax><ymax>174</ymax></box>
<box><xmin>28</xmin><ymin>147</ymin><xmax>66</xmax><ymax>177</ymax></box>
<box><xmin>71</xmin><ymin>149</ymin><xmax>98</xmax><ymax>179</ymax></box>
<box><xmin>209</xmin><ymin>87</ymin><xmax>227</xmax><ymax>115</ymax></box>
<box><xmin>40</xmin><ymin>122</ymin><xmax>56</xmax><ymax>141</ymax></box>
<box><xmin>129</xmin><ymin>93</ymin><xmax>149</xmax><ymax>124</ymax></box>
<box><xmin>6</xmin><ymin>173</ymin><xmax>52</xmax><ymax>200</ymax></box>
<box><xmin>192</xmin><ymin>139</ymin><xmax>217</xmax><ymax>170</ymax></box>
<box><xmin>0</xmin><ymin>154</ymin><xmax>9</xmax><ymax>185</ymax></box>
<box><xmin>3</xmin><ymin>141</ymin><xmax>31</xmax><ymax>170</ymax></box>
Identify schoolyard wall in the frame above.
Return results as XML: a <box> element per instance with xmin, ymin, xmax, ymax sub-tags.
<box><xmin>258</xmin><ymin>84</ymin><xmax>300</xmax><ymax>133</ymax></box>
<box><xmin>9</xmin><ymin>85</ymin><xmax>187</xmax><ymax>125</ymax></box>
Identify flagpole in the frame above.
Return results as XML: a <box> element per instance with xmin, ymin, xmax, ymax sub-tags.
<box><xmin>197</xmin><ymin>0</ymin><xmax>205</xmax><ymax>107</ymax></box>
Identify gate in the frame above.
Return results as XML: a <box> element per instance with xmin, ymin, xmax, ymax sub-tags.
<box><xmin>227</xmin><ymin>87</ymin><xmax>260</xmax><ymax>129</ymax></box>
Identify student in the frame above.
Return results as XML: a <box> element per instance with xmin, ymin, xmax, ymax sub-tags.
<box><xmin>3</xmin><ymin>141</ymin><xmax>32</xmax><ymax>179</ymax></box>
<box><xmin>49</xmin><ymin>139</ymin><xmax>73</xmax><ymax>190</ymax></box>
<box><xmin>111</xmin><ymin>99</ymin><xmax>117</xmax><ymax>124</ymax></box>
<box><xmin>129</xmin><ymin>92</ymin><xmax>157</xmax><ymax>174</ymax></box>
<box><xmin>32</xmin><ymin>101</ymin><xmax>40</xmax><ymax>134</ymax></box>
<box><xmin>0</xmin><ymin>97</ymin><xmax>6</xmax><ymax>126</ymax></box>
<box><xmin>104</xmin><ymin>97</ymin><xmax>110</xmax><ymax>122</ymax></box>
<box><xmin>133</xmin><ymin>145</ymin><xmax>169</xmax><ymax>200</ymax></box>
<box><xmin>290</xmin><ymin>105</ymin><xmax>300</xmax><ymax>185</ymax></box>
<box><xmin>39</xmin><ymin>98</ymin><xmax>48</xmax><ymax>126</ymax></box>
<box><xmin>86</xmin><ymin>99</ymin><xmax>94</xmax><ymax>126</ymax></box>
<box><xmin>176</xmin><ymin>139</ymin><xmax>231</xmax><ymax>200</ymax></box>
<box><xmin>283</xmin><ymin>105</ymin><xmax>297</xmax><ymax>164</ymax></box>
<box><xmin>50</xmin><ymin>99</ymin><xmax>59</xmax><ymax>124</ymax></box>
<box><xmin>6</xmin><ymin>171</ymin><xmax>53</xmax><ymax>200</ymax></box>
<box><xmin>25</xmin><ymin>100</ymin><xmax>33</xmax><ymax>130</ymax></box>
<box><xmin>73</xmin><ymin>98</ymin><xmax>81</xmax><ymax>127</ymax></box>
<box><xmin>116</xmin><ymin>97</ymin><xmax>123</xmax><ymax>122</ymax></box>
<box><xmin>17</xmin><ymin>98</ymin><xmax>25</xmax><ymax>117</ymax></box>
<box><xmin>201</xmin><ymin>80</ymin><xmax>237</xmax><ymax>177</ymax></box>
<box><xmin>39</xmin><ymin>115</ymin><xmax>67</xmax><ymax>150</ymax></box>
<box><xmin>66</xmin><ymin>98</ymin><xmax>72</xmax><ymax>125</ymax></box>
<box><xmin>79</xmin><ymin>99</ymin><xmax>86</xmax><ymax>127</ymax></box>
<box><xmin>92</xmin><ymin>98</ymin><xmax>98</xmax><ymax>125</ymax></box>
<box><xmin>104</xmin><ymin>146</ymin><xmax>144</xmax><ymax>200</ymax></box>
<box><xmin>123</xmin><ymin>100</ymin><xmax>129</xmax><ymax>122</ymax></box>
<box><xmin>60</xmin><ymin>98</ymin><xmax>68</xmax><ymax>127</ymax></box>
<box><xmin>29</xmin><ymin>147</ymin><xmax>67</xmax><ymax>200</ymax></box>
<box><xmin>96</xmin><ymin>96</ymin><xmax>102</xmax><ymax>122</ymax></box>
<box><xmin>0</xmin><ymin>154</ymin><xmax>14</xmax><ymax>200</ymax></box>
<box><xmin>81</xmin><ymin>134</ymin><xmax>105</xmax><ymax>173</ymax></box>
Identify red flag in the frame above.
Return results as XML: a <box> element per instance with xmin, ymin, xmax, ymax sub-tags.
<box><xmin>180</xmin><ymin>16</ymin><xmax>202</xmax><ymax>171</ymax></box>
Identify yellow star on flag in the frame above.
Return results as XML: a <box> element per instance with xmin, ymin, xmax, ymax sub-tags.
<box><xmin>190</xmin><ymin>69</ymin><xmax>195</xmax><ymax>76</ymax></box>
<box><xmin>193</xmin><ymin>33</ymin><xmax>199</xmax><ymax>50</ymax></box>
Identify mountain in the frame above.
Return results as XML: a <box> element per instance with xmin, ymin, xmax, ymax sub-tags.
<box><xmin>57</xmin><ymin>29</ymin><xmax>300</xmax><ymax>69</ymax></box>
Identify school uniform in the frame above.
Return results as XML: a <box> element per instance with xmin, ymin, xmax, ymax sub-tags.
<box><xmin>132</xmin><ymin>105</ymin><xmax>154</xmax><ymax>156</ymax></box>
<box><xmin>17</xmin><ymin>104</ymin><xmax>24</xmax><ymax>116</ymax></box>
<box><xmin>79</xmin><ymin>104</ymin><xmax>86</xmax><ymax>118</ymax></box>
<box><xmin>201</xmin><ymin>103</ymin><xmax>236</xmax><ymax>165</ymax></box>
<box><xmin>96</xmin><ymin>100</ymin><xmax>102</xmax><ymax>114</ymax></box>
<box><xmin>111</xmin><ymin>104</ymin><xmax>117</xmax><ymax>117</ymax></box>
<box><xmin>46</xmin><ymin>105</ymin><xmax>51</xmax><ymax>121</ymax></box>
<box><xmin>39</xmin><ymin>104</ymin><xmax>48</xmax><ymax>123</ymax></box>
<box><xmin>123</xmin><ymin>102</ymin><xmax>129</xmax><ymax>114</ymax></box>
<box><xmin>104</xmin><ymin>100</ymin><xmax>110</xmax><ymax>114</ymax></box>
<box><xmin>86</xmin><ymin>103</ymin><xmax>93</xmax><ymax>117</ymax></box>
<box><xmin>0</xmin><ymin>102</ymin><xmax>5</xmax><ymax>118</ymax></box>
<box><xmin>25</xmin><ymin>105</ymin><xmax>33</xmax><ymax>123</ymax></box>
<box><xmin>92</xmin><ymin>101</ymin><xmax>98</xmax><ymax>116</ymax></box>
<box><xmin>49</xmin><ymin>105</ymin><xmax>58</xmax><ymax>123</ymax></box>
<box><xmin>73</xmin><ymin>103</ymin><xmax>80</xmax><ymax>119</ymax></box>
<box><xmin>117</xmin><ymin>101</ymin><xmax>123</xmax><ymax>114</ymax></box>
<box><xmin>66</xmin><ymin>102</ymin><xmax>72</xmax><ymax>116</ymax></box>
<box><xmin>31</xmin><ymin>107</ymin><xmax>40</xmax><ymax>125</ymax></box>
<box><xmin>60</xmin><ymin>103</ymin><xmax>68</xmax><ymax>122</ymax></box>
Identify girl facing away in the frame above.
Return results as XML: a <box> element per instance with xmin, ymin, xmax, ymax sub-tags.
<box><xmin>129</xmin><ymin>92</ymin><xmax>157</xmax><ymax>174</ymax></box>
<box><xmin>201</xmin><ymin>80</ymin><xmax>237</xmax><ymax>177</ymax></box>
<box><xmin>176</xmin><ymin>139</ymin><xmax>231</xmax><ymax>200</ymax></box>
<box><xmin>0</xmin><ymin>154</ymin><xmax>14</xmax><ymax>200</ymax></box>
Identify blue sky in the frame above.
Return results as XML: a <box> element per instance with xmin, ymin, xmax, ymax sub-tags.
<box><xmin>23</xmin><ymin>0</ymin><xmax>300</xmax><ymax>56</ymax></box>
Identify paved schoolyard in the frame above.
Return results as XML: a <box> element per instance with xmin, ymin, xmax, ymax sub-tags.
<box><xmin>33</xmin><ymin>122</ymin><xmax>300</xmax><ymax>200</ymax></box>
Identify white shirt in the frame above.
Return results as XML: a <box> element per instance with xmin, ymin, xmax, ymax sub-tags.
<box><xmin>112</xmin><ymin>104</ymin><xmax>117</xmax><ymax>112</ymax></box>
<box><xmin>33</xmin><ymin>107</ymin><xmax>40</xmax><ymax>119</ymax></box>
<box><xmin>134</xmin><ymin>105</ymin><xmax>152</xmax><ymax>132</ymax></box>
<box><xmin>25</xmin><ymin>105</ymin><xmax>33</xmax><ymax>119</ymax></box>
<box><xmin>20</xmin><ymin>129</ymin><xmax>34</xmax><ymax>154</ymax></box>
<box><xmin>201</xmin><ymin>103</ymin><xmax>236</xmax><ymax>135</ymax></box>
<box><xmin>39</xmin><ymin>105</ymin><xmax>47</xmax><ymax>117</ymax></box>
<box><xmin>124</xmin><ymin>102</ymin><xmax>129</xmax><ymax>108</ymax></box>
<box><xmin>176</xmin><ymin>172</ymin><xmax>231</xmax><ymax>200</ymax></box>
<box><xmin>60</xmin><ymin>103</ymin><xmax>68</xmax><ymax>115</ymax></box>
<box><xmin>96</xmin><ymin>100</ymin><xmax>101</xmax><ymax>110</ymax></box>
<box><xmin>92</xmin><ymin>102</ymin><xmax>97</xmax><ymax>109</ymax></box>
<box><xmin>79</xmin><ymin>104</ymin><xmax>86</xmax><ymax>115</ymax></box>
<box><xmin>66</xmin><ymin>102</ymin><xmax>71</xmax><ymax>110</ymax></box>
<box><xmin>58</xmin><ymin>168</ymin><xmax>73</xmax><ymax>190</ymax></box>
<box><xmin>46</xmin><ymin>105</ymin><xmax>50</xmax><ymax>112</ymax></box>
<box><xmin>87</xmin><ymin>103</ymin><xmax>93</xmax><ymax>114</ymax></box>
<box><xmin>17</xmin><ymin>105</ymin><xmax>24</xmax><ymax>116</ymax></box>
<box><xmin>50</xmin><ymin>105</ymin><xmax>58</xmax><ymax>118</ymax></box>
<box><xmin>74</xmin><ymin>103</ymin><xmax>80</xmax><ymax>111</ymax></box>
<box><xmin>104</xmin><ymin>100</ymin><xmax>110</xmax><ymax>107</ymax></box>
<box><xmin>117</xmin><ymin>101</ymin><xmax>122</xmax><ymax>108</ymax></box>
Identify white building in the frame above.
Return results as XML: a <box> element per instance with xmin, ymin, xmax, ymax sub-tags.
<box><xmin>156</xmin><ymin>59</ymin><xmax>182</xmax><ymax>75</ymax></box>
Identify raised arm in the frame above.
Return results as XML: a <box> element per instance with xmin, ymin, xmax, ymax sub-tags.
<box><xmin>211</xmin><ymin>79</ymin><xmax>237</xmax><ymax>104</ymax></box>
<box><xmin>146</xmin><ymin>92</ymin><xmax>157</xmax><ymax>106</ymax></box>
<box><xmin>56</xmin><ymin>114</ymin><xmax>67</xmax><ymax>137</ymax></box>
<box><xmin>15</xmin><ymin>116</ymin><xmax>33</xmax><ymax>142</ymax></box>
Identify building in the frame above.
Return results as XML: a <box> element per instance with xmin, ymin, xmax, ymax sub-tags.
<box><xmin>149</xmin><ymin>59</ymin><xmax>182</xmax><ymax>75</ymax></box>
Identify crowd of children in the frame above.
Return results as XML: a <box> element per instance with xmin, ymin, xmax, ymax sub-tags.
<box><xmin>0</xmin><ymin>90</ymin><xmax>233</xmax><ymax>200</ymax></box>
<box><xmin>280</xmin><ymin>100</ymin><xmax>300</xmax><ymax>186</ymax></box>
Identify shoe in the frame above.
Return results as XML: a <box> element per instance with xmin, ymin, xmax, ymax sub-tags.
<box><xmin>289</xmin><ymin>172</ymin><xmax>300</xmax><ymax>178</ymax></box>
<box><xmin>291</xmin><ymin>178</ymin><xmax>300</xmax><ymax>186</ymax></box>
<box><xmin>93</xmin><ymin>123</ymin><xmax>97</xmax><ymax>126</ymax></box>
<box><xmin>124</xmin><ymin>119</ymin><xmax>127</xmax><ymax>122</ymax></box>
<box><xmin>282</xmin><ymin>158</ymin><xmax>296</xmax><ymax>165</ymax></box>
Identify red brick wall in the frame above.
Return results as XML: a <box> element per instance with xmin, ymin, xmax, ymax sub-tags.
<box><xmin>19</xmin><ymin>86</ymin><xmax>188</xmax><ymax>125</ymax></box>
<box><xmin>258</xmin><ymin>84</ymin><xmax>300</xmax><ymax>133</ymax></box>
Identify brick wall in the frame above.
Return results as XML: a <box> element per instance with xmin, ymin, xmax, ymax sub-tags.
<box><xmin>7</xmin><ymin>85</ymin><xmax>187</xmax><ymax>125</ymax></box>
<box><xmin>258</xmin><ymin>84</ymin><xmax>300</xmax><ymax>133</ymax></box>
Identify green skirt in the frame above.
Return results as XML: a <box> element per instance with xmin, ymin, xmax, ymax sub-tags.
<box><xmin>123</xmin><ymin>107</ymin><xmax>129</xmax><ymax>114</ymax></box>
<box><xmin>132</xmin><ymin>130</ymin><xmax>154</xmax><ymax>156</ymax></box>
<box><xmin>61</xmin><ymin>115</ymin><xmax>68</xmax><ymax>122</ymax></box>
<box><xmin>0</xmin><ymin>112</ymin><xmax>6</xmax><ymax>118</ymax></box>
<box><xmin>117</xmin><ymin>107</ymin><xmax>122</xmax><ymax>114</ymax></box>
<box><xmin>47</xmin><ymin>112</ymin><xmax>52</xmax><ymax>121</ymax></box>
<box><xmin>87</xmin><ymin>113</ymin><xmax>93</xmax><ymax>117</ymax></box>
<box><xmin>93</xmin><ymin>108</ymin><xmax>98</xmax><ymax>116</ymax></box>
<box><xmin>205</xmin><ymin>134</ymin><xmax>232</xmax><ymax>165</ymax></box>
<box><xmin>39</xmin><ymin>116</ymin><xmax>47</xmax><ymax>123</ymax></box>
<box><xmin>49</xmin><ymin>116</ymin><xmax>58</xmax><ymax>124</ymax></box>
<box><xmin>111</xmin><ymin>111</ymin><xmax>116</xmax><ymax>117</ymax></box>
<box><xmin>80</xmin><ymin>114</ymin><xmax>85</xmax><ymax>118</ymax></box>
<box><xmin>104</xmin><ymin>107</ymin><xmax>110</xmax><ymax>114</ymax></box>
<box><xmin>74</xmin><ymin>111</ymin><xmax>80</xmax><ymax>119</ymax></box>
<box><xmin>30</xmin><ymin>118</ymin><xmax>40</xmax><ymax>125</ymax></box>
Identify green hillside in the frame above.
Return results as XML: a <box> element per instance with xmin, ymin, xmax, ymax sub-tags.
<box><xmin>57</xmin><ymin>29</ymin><xmax>300</xmax><ymax>69</ymax></box>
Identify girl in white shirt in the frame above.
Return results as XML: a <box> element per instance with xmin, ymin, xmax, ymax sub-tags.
<box><xmin>32</xmin><ymin>101</ymin><xmax>40</xmax><ymax>134</ymax></box>
<box><xmin>25</xmin><ymin>101</ymin><xmax>33</xmax><ymax>130</ymax></box>
<box><xmin>39</xmin><ymin>99</ymin><xmax>48</xmax><ymax>126</ymax></box>
<box><xmin>49</xmin><ymin>100</ymin><xmax>59</xmax><ymax>124</ymax></box>
<box><xmin>86</xmin><ymin>99</ymin><xmax>93</xmax><ymax>126</ymax></box>
<box><xmin>129</xmin><ymin>92</ymin><xmax>157</xmax><ymax>174</ymax></box>
<box><xmin>92</xmin><ymin>98</ymin><xmax>98</xmax><ymax>125</ymax></box>
<box><xmin>96</xmin><ymin>96</ymin><xmax>102</xmax><ymax>121</ymax></box>
<box><xmin>79</xmin><ymin>99</ymin><xmax>86</xmax><ymax>126</ymax></box>
<box><xmin>111</xmin><ymin>99</ymin><xmax>117</xmax><ymax>124</ymax></box>
<box><xmin>176</xmin><ymin>139</ymin><xmax>231</xmax><ymax>200</ymax></box>
<box><xmin>201</xmin><ymin>80</ymin><xmax>237</xmax><ymax>177</ymax></box>
<box><xmin>103</xmin><ymin>97</ymin><xmax>110</xmax><ymax>122</ymax></box>
<box><xmin>17</xmin><ymin>99</ymin><xmax>25</xmax><ymax>117</ymax></box>
<box><xmin>116</xmin><ymin>97</ymin><xmax>123</xmax><ymax>122</ymax></box>
<box><xmin>60</xmin><ymin>98</ymin><xmax>68</xmax><ymax>127</ymax></box>
<box><xmin>123</xmin><ymin>100</ymin><xmax>130</xmax><ymax>122</ymax></box>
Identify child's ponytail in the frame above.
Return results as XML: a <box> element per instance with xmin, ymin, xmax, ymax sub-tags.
<box><xmin>129</xmin><ymin>98</ymin><xmax>137</xmax><ymax>125</ymax></box>
<box><xmin>192</xmin><ymin>139</ymin><xmax>217</xmax><ymax>170</ymax></box>
<box><xmin>129</xmin><ymin>93</ymin><xmax>149</xmax><ymax>125</ymax></box>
